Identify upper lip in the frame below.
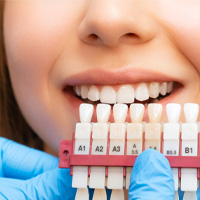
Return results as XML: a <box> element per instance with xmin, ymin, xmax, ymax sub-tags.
<box><xmin>62</xmin><ymin>66</ymin><xmax>181</xmax><ymax>88</ymax></box>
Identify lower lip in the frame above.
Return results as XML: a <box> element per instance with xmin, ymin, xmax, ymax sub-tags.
<box><xmin>63</xmin><ymin>83</ymin><xmax>183</xmax><ymax>123</ymax></box>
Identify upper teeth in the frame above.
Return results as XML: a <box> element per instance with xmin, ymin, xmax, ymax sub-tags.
<box><xmin>74</xmin><ymin>82</ymin><xmax>173</xmax><ymax>104</ymax></box>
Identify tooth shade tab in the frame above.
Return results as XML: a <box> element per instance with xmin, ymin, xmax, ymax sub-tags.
<box><xmin>79</xmin><ymin>103</ymin><xmax>94</xmax><ymax>123</ymax></box>
<box><xmin>96</xmin><ymin>104</ymin><xmax>111</xmax><ymax>123</ymax></box>
<box><xmin>148</xmin><ymin>103</ymin><xmax>162</xmax><ymax>123</ymax></box>
<box><xmin>184</xmin><ymin>103</ymin><xmax>199</xmax><ymax>123</ymax></box>
<box><xmin>74</xmin><ymin>188</ymin><xmax>89</xmax><ymax>199</ymax></box>
<box><xmin>135</xmin><ymin>83</ymin><xmax>149</xmax><ymax>101</ymax></box>
<box><xmin>117</xmin><ymin>85</ymin><xmax>134</xmax><ymax>104</ymax></box>
<box><xmin>113</xmin><ymin>104</ymin><xmax>128</xmax><ymax>123</ymax></box>
<box><xmin>88</xmin><ymin>85</ymin><xmax>100</xmax><ymax>101</ymax></box>
<box><xmin>100</xmin><ymin>86</ymin><xmax>117</xmax><ymax>104</ymax></box>
<box><xmin>93</xmin><ymin>189</ymin><xmax>107</xmax><ymax>199</ymax></box>
<box><xmin>166</xmin><ymin>103</ymin><xmax>181</xmax><ymax>123</ymax></box>
<box><xmin>130</xmin><ymin>103</ymin><xmax>144</xmax><ymax>123</ymax></box>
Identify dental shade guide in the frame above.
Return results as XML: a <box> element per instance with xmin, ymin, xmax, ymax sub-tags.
<box><xmin>59</xmin><ymin>103</ymin><xmax>200</xmax><ymax>200</ymax></box>
<box><xmin>182</xmin><ymin>103</ymin><xmax>199</xmax><ymax>200</ymax></box>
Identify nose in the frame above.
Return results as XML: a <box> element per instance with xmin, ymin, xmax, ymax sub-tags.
<box><xmin>78</xmin><ymin>0</ymin><xmax>156</xmax><ymax>47</ymax></box>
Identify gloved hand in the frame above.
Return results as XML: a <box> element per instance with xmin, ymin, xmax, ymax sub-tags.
<box><xmin>0</xmin><ymin>137</ymin><xmax>76</xmax><ymax>200</ymax></box>
<box><xmin>129</xmin><ymin>149</ymin><xmax>175</xmax><ymax>200</ymax></box>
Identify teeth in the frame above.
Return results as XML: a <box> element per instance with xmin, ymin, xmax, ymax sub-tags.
<box><xmin>149</xmin><ymin>82</ymin><xmax>159</xmax><ymax>98</ymax></box>
<box><xmin>184</xmin><ymin>103</ymin><xmax>199</xmax><ymax>123</ymax></box>
<box><xmin>96</xmin><ymin>104</ymin><xmax>111</xmax><ymax>123</ymax></box>
<box><xmin>117</xmin><ymin>85</ymin><xmax>134</xmax><ymax>104</ymax></box>
<box><xmin>100</xmin><ymin>86</ymin><xmax>117</xmax><ymax>104</ymax></box>
<box><xmin>135</xmin><ymin>83</ymin><xmax>149</xmax><ymax>101</ymax></box>
<box><xmin>88</xmin><ymin>86</ymin><xmax>100</xmax><ymax>101</ymax></box>
<box><xmin>79</xmin><ymin>103</ymin><xmax>94</xmax><ymax>123</ymax></box>
<box><xmin>130</xmin><ymin>103</ymin><xmax>144</xmax><ymax>123</ymax></box>
<box><xmin>74</xmin><ymin>86</ymin><xmax>81</xmax><ymax>96</ymax></box>
<box><xmin>167</xmin><ymin>82</ymin><xmax>173</xmax><ymax>93</ymax></box>
<box><xmin>160</xmin><ymin>82</ymin><xmax>167</xmax><ymax>96</ymax></box>
<box><xmin>148</xmin><ymin>103</ymin><xmax>162</xmax><ymax>123</ymax></box>
<box><xmin>166</xmin><ymin>103</ymin><xmax>181</xmax><ymax>123</ymax></box>
<box><xmin>113</xmin><ymin>104</ymin><xmax>128</xmax><ymax>123</ymax></box>
<box><xmin>74</xmin><ymin>82</ymin><xmax>174</xmax><ymax>104</ymax></box>
<box><xmin>81</xmin><ymin>85</ymin><xmax>89</xmax><ymax>99</ymax></box>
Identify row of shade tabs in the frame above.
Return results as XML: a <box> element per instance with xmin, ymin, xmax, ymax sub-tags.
<box><xmin>72</xmin><ymin>103</ymin><xmax>200</xmax><ymax>200</ymax></box>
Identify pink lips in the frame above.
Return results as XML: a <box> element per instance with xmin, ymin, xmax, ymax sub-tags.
<box><xmin>63</xmin><ymin>67</ymin><xmax>180</xmax><ymax>87</ymax></box>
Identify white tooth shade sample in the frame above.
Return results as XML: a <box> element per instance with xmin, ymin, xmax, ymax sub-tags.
<box><xmin>72</xmin><ymin>104</ymin><xmax>93</xmax><ymax>191</ymax></box>
<box><xmin>145</xmin><ymin>104</ymin><xmax>162</xmax><ymax>151</ymax></box>
<box><xmin>166</xmin><ymin>103</ymin><xmax>181</xmax><ymax>123</ymax></box>
<box><xmin>181</xmin><ymin>104</ymin><xmax>199</xmax><ymax>193</ymax></box>
<box><xmin>100</xmin><ymin>86</ymin><xmax>117</xmax><ymax>104</ymax></box>
<box><xmin>93</xmin><ymin>189</ymin><xmax>107</xmax><ymax>200</ymax></box>
<box><xmin>107</xmin><ymin>167</ymin><xmax>124</xmax><ymax>189</ymax></box>
<box><xmin>163</xmin><ymin>103</ymin><xmax>181</xmax><ymax>156</ymax></box>
<box><xmin>91</xmin><ymin>123</ymin><xmax>108</xmax><ymax>155</ymax></box>
<box><xmin>73</xmin><ymin>123</ymin><xmax>91</xmax><ymax>189</ymax></box>
<box><xmin>163</xmin><ymin>104</ymin><xmax>181</xmax><ymax>194</ymax></box>
<box><xmin>75</xmin><ymin>188</ymin><xmax>89</xmax><ymax>200</ymax></box>
<box><xmin>148</xmin><ymin>103</ymin><xmax>162</xmax><ymax>123</ymax></box>
<box><xmin>171</xmin><ymin>168</ymin><xmax>179</xmax><ymax>191</ymax></box>
<box><xmin>88</xmin><ymin>85</ymin><xmax>100</xmax><ymax>101</ymax></box>
<box><xmin>125</xmin><ymin>167</ymin><xmax>133</xmax><ymax>189</ymax></box>
<box><xmin>183</xmin><ymin>192</ymin><xmax>197</xmax><ymax>200</ymax></box>
<box><xmin>89</xmin><ymin>166</ymin><xmax>106</xmax><ymax>189</ymax></box>
<box><xmin>79</xmin><ymin>103</ymin><xmax>94</xmax><ymax>123</ymax></box>
<box><xmin>108</xmin><ymin>107</ymin><xmax>126</xmax><ymax>190</ymax></box>
<box><xmin>113</xmin><ymin>103</ymin><xmax>128</xmax><ymax>123</ymax></box>
<box><xmin>90</xmin><ymin>123</ymin><xmax>108</xmax><ymax>189</ymax></box>
<box><xmin>135</xmin><ymin>83</ymin><xmax>149</xmax><ymax>101</ymax></box>
<box><xmin>117</xmin><ymin>85</ymin><xmax>134</xmax><ymax>104</ymax></box>
<box><xmin>181</xmin><ymin>168</ymin><xmax>197</xmax><ymax>191</ymax></box>
<box><xmin>74</xmin><ymin>123</ymin><xmax>91</xmax><ymax>155</ymax></box>
<box><xmin>109</xmin><ymin>123</ymin><xmax>126</xmax><ymax>155</ymax></box>
<box><xmin>184</xmin><ymin>103</ymin><xmax>199</xmax><ymax>123</ymax></box>
<box><xmin>130</xmin><ymin>103</ymin><xmax>144</xmax><ymax>123</ymax></box>
<box><xmin>127</xmin><ymin>123</ymin><xmax>143</xmax><ymax>155</ymax></box>
<box><xmin>163</xmin><ymin>123</ymin><xmax>180</xmax><ymax>156</ymax></box>
<box><xmin>96</xmin><ymin>104</ymin><xmax>111</xmax><ymax>123</ymax></box>
<box><xmin>72</xmin><ymin>166</ymin><xmax>89</xmax><ymax>188</ymax></box>
<box><xmin>110</xmin><ymin>189</ymin><xmax>124</xmax><ymax>200</ymax></box>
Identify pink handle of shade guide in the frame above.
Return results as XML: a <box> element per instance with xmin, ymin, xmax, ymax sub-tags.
<box><xmin>58</xmin><ymin>132</ymin><xmax>200</xmax><ymax>179</ymax></box>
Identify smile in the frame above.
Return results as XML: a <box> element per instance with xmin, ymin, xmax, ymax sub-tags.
<box><xmin>73</xmin><ymin>82</ymin><xmax>174</xmax><ymax>104</ymax></box>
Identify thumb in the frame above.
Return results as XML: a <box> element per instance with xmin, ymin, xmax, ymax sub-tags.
<box><xmin>129</xmin><ymin>149</ymin><xmax>175</xmax><ymax>200</ymax></box>
<box><xmin>0</xmin><ymin>168</ymin><xmax>76</xmax><ymax>200</ymax></box>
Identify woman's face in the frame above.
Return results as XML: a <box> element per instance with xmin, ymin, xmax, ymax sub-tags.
<box><xmin>3</xmin><ymin>0</ymin><xmax>200</xmax><ymax>152</ymax></box>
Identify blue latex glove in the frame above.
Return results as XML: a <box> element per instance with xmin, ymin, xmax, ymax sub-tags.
<box><xmin>129</xmin><ymin>149</ymin><xmax>175</xmax><ymax>200</ymax></box>
<box><xmin>0</xmin><ymin>137</ymin><xmax>76</xmax><ymax>200</ymax></box>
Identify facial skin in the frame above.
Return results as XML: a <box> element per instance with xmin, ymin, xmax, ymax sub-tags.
<box><xmin>3</xmin><ymin>0</ymin><xmax>200</xmax><ymax>153</ymax></box>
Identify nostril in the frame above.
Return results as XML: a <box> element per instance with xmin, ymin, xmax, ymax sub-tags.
<box><xmin>126</xmin><ymin>32</ymin><xmax>139</xmax><ymax>39</ymax></box>
<box><xmin>88</xmin><ymin>33</ymin><xmax>98</xmax><ymax>41</ymax></box>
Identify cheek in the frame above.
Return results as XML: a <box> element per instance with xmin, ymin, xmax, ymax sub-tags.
<box><xmin>159</xmin><ymin>1</ymin><xmax>200</xmax><ymax>71</ymax></box>
<box><xmin>3</xmin><ymin>1</ymin><xmax>85</xmax><ymax>152</ymax></box>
